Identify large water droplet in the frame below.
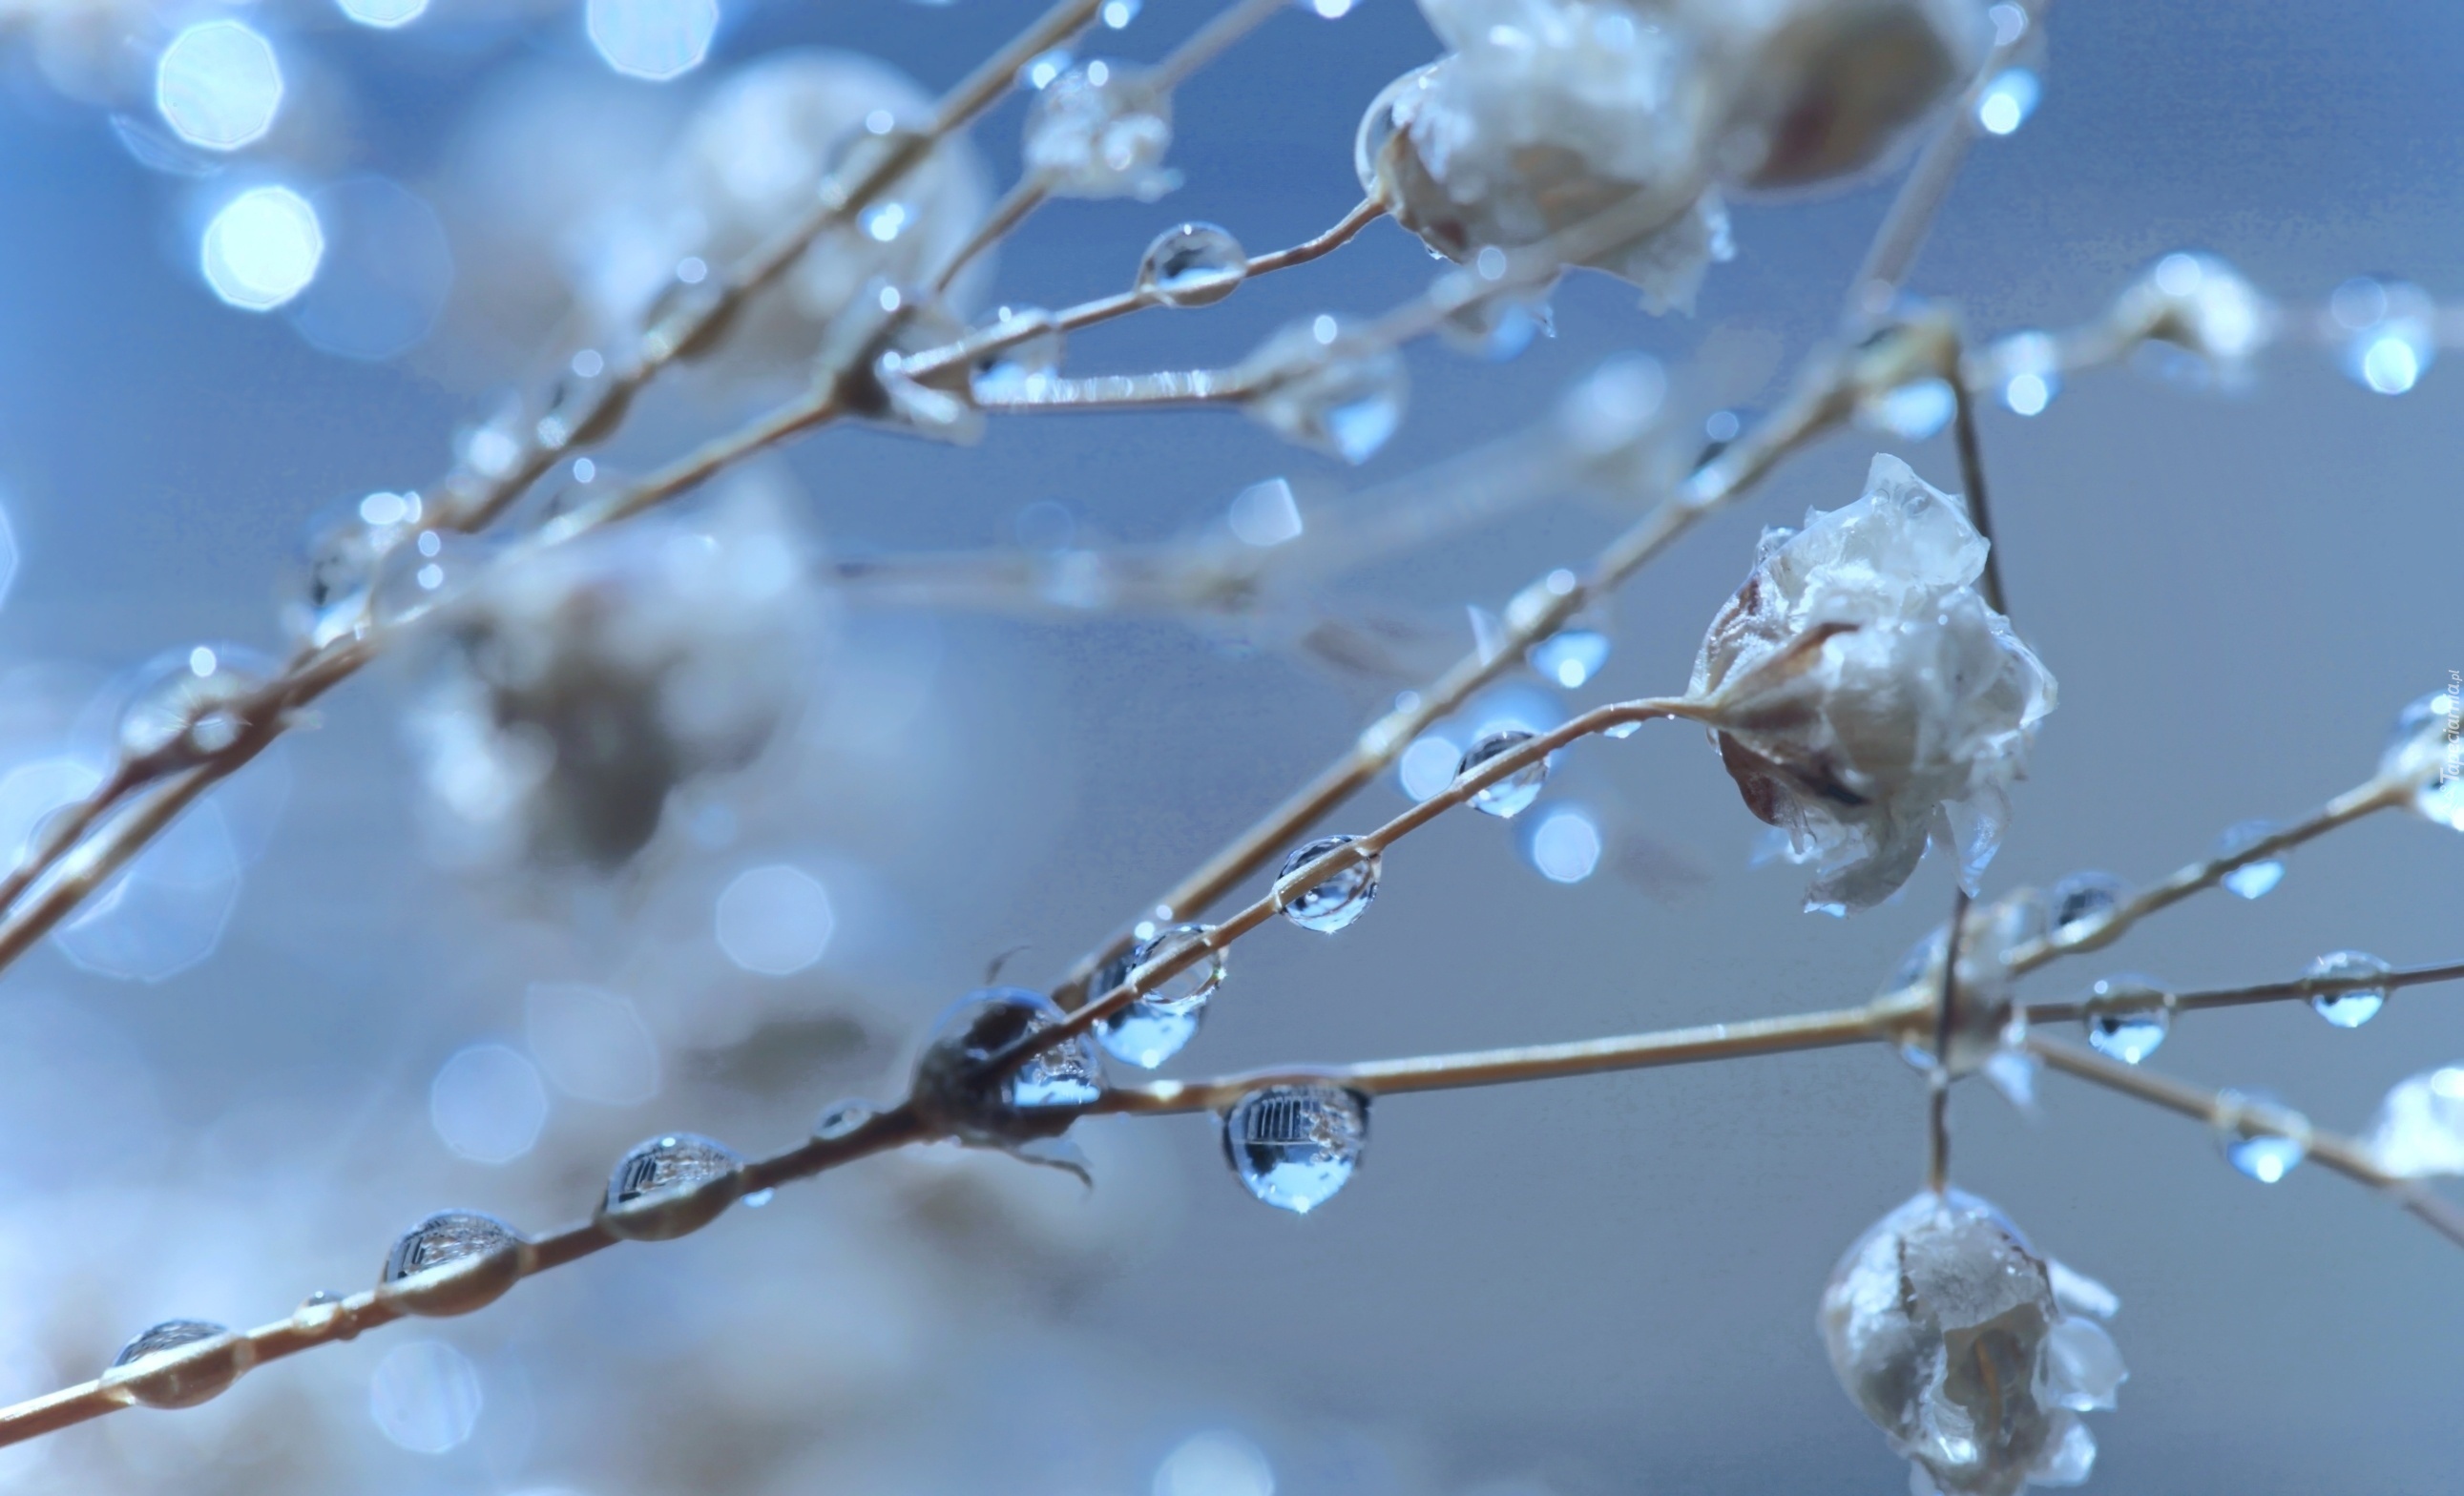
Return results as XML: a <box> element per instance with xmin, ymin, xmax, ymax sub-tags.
<box><xmin>1094</xmin><ymin>978</ymin><xmax>1199</xmax><ymax>1070</ymax></box>
<box><xmin>2214</xmin><ymin>820</ymin><xmax>2285</xmax><ymax>900</ymax></box>
<box><xmin>105</xmin><ymin>1319</ymin><xmax>254</xmax><ymax>1408</ymax></box>
<box><xmin>1526</xmin><ymin>629</ymin><xmax>1609</xmax><ymax>689</ymax></box>
<box><xmin>2081</xmin><ymin>975</ymin><xmax>2170</xmax><ymax>1065</ymax></box>
<box><xmin>1993</xmin><ymin>331</ymin><xmax>2061</xmax><ymax>416</ymax></box>
<box><xmin>600</xmin><ymin>1132</ymin><xmax>747</xmax><ymax>1240</ymax></box>
<box><xmin>1222</xmin><ymin>1085</ymin><xmax>1368</xmax><ymax>1214</ymax></box>
<box><xmin>2216</xmin><ymin>1090</ymin><xmax>2307</xmax><ymax>1183</ymax></box>
<box><xmin>2306</xmin><ymin>948</ymin><xmax>2391</xmax><ymax>1028</ymax></box>
<box><xmin>1974</xmin><ymin>67</ymin><xmax>2040</xmax><ymax>135</ymax></box>
<box><xmin>909</xmin><ymin>987</ymin><xmax>1104</xmax><ymax>1146</ymax></box>
<box><xmin>379</xmin><ymin>1210</ymin><xmax>528</xmax><ymax>1317</ymax></box>
<box><xmin>2048</xmin><ymin>870</ymin><xmax>2126</xmax><ymax>943</ymax></box>
<box><xmin>116</xmin><ymin>644</ymin><xmax>271</xmax><ymax>765</ymax></box>
<box><xmin>1243</xmin><ymin>315</ymin><xmax>1407</xmax><ymax>464</ymax></box>
<box><xmin>1275</xmin><ymin>834</ymin><xmax>1379</xmax><ymax>933</ymax></box>
<box><xmin>1126</xmin><ymin>923</ymin><xmax>1223</xmax><ymax>1012</ymax></box>
<box><xmin>1458</xmin><ymin>728</ymin><xmax>1547</xmax><ymax>818</ymax></box>
<box><xmin>1138</xmin><ymin>222</ymin><xmax>1246</xmax><ymax>307</ymax></box>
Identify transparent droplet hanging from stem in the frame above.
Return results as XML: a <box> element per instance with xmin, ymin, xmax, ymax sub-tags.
<box><xmin>1222</xmin><ymin>1084</ymin><xmax>1368</xmax><ymax>1215</ymax></box>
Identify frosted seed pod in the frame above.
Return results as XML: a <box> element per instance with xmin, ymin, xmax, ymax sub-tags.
<box><xmin>2215</xmin><ymin>1090</ymin><xmax>2307</xmax><ymax>1183</ymax></box>
<box><xmin>116</xmin><ymin>644</ymin><xmax>272</xmax><ymax>765</ymax></box>
<box><xmin>2305</xmin><ymin>948</ymin><xmax>2391</xmax><ymax>1028</ymax></box>
<box><xmin>2081</xmin><ymin>975</ymin><xmax>2170</xmax><ymax>1065</ymax></box>
<box><xmin>909</xmin><ymin>987</ymin><xmax>1103</xmax><ymax>1147</ymax></box>
<box><xmin>1820</xmin><ymin>1188</ymin><xmax>2124</xmax><ymax>1495</ymax></box>
<box><xmin>598</xmin><ymin>1132</ymin><xmax>748</xmax><ymax>1241</ymax></box>
<box><xmin>1458</xmin><ymin>728</ymin><xmax>1547</xmax><ymax>818</ymax></box>
<box><xmin>1022</xmin><ymin>60</ymin><xmax>1177</xmax><ymax>199</ymax></box>
<box><xmin>2214</xmin><ymin>819</ymin><xmax>2285</xmax><ymax>899</ymax></box>
<box><xmin>1222</xmin><ymin>1085</ymin><xmax>1368</xmax><ymax>1214</ymax></box>
<box><xmin>1137</xmin><ymin>221</ymin><xmax>1246</xmax><ymax>306</ymax></box>
<box><xmin>2046</xmin><ymin>870</ymin><xmax>2125</xmax><ymax>943</ymax></box>
<box><xmin>1275</xmin><ymin>834</ymin><xmax>1379</xmax><ymax>934</ymax></box>
<box><xmin>1241</xmin><ymin>315</ymin><xmax>1407</xmax><ymax>465</ymax></box>
<box><xmin>378</xmin><ymin>1210</ymin><xmax>529</xmax><ymax>1317</ymax></box>
<box><xmin>103</xmin><ymin>1319</ymin><xmax>255</xmax><ymax>1409</ymax></box>
<box><xmin>2380</xmin><ymin>689</ymin><xmax>2464</xmax><ymax>832</ymax></box>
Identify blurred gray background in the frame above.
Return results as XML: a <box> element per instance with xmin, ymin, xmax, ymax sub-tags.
<box><xmin>0</xmin><ymin>0</ymin><xmax>2459</xmax><ymax>1492</ymax></box>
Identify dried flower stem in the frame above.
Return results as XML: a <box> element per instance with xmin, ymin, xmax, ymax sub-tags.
<box><xmin>1928</xmin><ymin>884</ymin><xmax>1973</xmax><ymax>1194</ymax></box>
<box><xmin>2028</xmin><ymin>1035</ymin><xmax>2464</xmax><ymax>1249</ymax></box>
<box><xmin>2022</xmin><ymin>959</ymin><xmax>2464</xmax><ymax>1025</ymax></box>
<box><xmin>2003</xmin><ymin>774</ymin><xmax>2412</xmax><ymax>974</ymax></box>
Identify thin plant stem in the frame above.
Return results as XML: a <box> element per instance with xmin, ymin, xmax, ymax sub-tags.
<box><xmin>2023</xmin><ymin>959</ymin><xmax>2464</xmax><ymax>1025</ymax></box>
<box><xmin>2028</xmin><ymin>1036</ymin><xmax>2464</xmax><ymax>1249</ymax></box>
<box><xmin>1929</xmin><ymin>885</ymin><xmax>1972</xmax><ymax>1194</ymax></box>
<box><xmin>1949</xmin><ymin>367</ymin><xmax>2008</xmax><ymax>615</ymax></box>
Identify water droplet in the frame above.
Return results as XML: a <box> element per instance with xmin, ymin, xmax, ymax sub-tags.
<box><xmin>2366</xmin><ymin>1065</ymin><xmax>2464</xmax><ymax>1177</ymax></box>
<box><xmin>1276</xmin><ymin>835</ymin><xmax>1379</xmax><ymax>933</ymax></box>
<box><xmin>2048</xmin><ymin>870</ymin><xmax>2126</xmax><ymax>943</ymax></box>
<box><xmin>371</xmin><ymin>528</ymin><xmax>488</xmax><ymax>629</ymax></box>
<box><xmin>2381</xmin><ymin>689</ymin><xmax>2464</xmax><ymax>832</ymax></box>
<box><xmin>1397</xmin><ymin>731</ymin><xmax>1460</xmax><ymax>801</ymax></box>
<box><xmin>2216</xmin><ymin>1090</ymin><xmax>2307</xmax><ymax>1183</ymax></box>
<box><xmin>291</xmin><ymin>497</ymin><xmax>421</xmax><ymax>648</ymax></box>
<box><xmin>156</xmin><ymin>20</ymin><xmax>282</xmax><ymax>151</ymax></box>
<box><xmin>1994</xmin><ymin>331</ymin><xmax>2061</xmax><ymax>416</ymax></box>
<box><xmin>1243</xmin><ymin>315</ymin><xmax>1407</xmax><ymax>465</ymax></box>
<box><xmin>814</xmin><ymin>1098</ymin><xmax>875</xmax><ymax>1140</ymax></box>
<box><xmin>379</xmin><ymin>1211</ymin><xmax>529</xmax><ymax>1317</ymax></box>
<box><xmin>1857</xmin><ymin>377</ymin><xmax>1955</xmax><ymax>441</ymax></box>
<box><xmin>116</xmin><ymin>643</ymin><xmax>271</xmax><ymax>765</ymax></box>
<box><xmin>1138</xmin><ymin>222</ymin><xmax>1247</xmax><ymax>307</ymax></box>
<box><xmin>1094</xmin><ymin>984</ymin><xmax>1199</xmax><ymax>1069</ymax></box>
<box><xmin>2333</xmin><ymin>279</ymin><xmax>2434</xmax><ymax>396</ymax></box>
<box><xmin>1019</xmin><ymin>47</ymin><xmax>1074</xmax><ymax>91</ymax></box>
<box><xmin>909</xmin><ymin>987</ymin><xmax>1103</xmax><ymax>1147</ymax></box>
<box><xmin>1126</xmin><ymin>923</ymin><xmax>1224</xmax><ymax>1012</ymax></box>
<box><xmin>1022</xmin><ymin>61</ymin><xmax>1177</xmax><ymax>199</ymax></box>
<box><xmin>201</xmin><ymin>185</ymin><xmax>323</xmax><ymax>311</ymax></box>
<box><xmin>1526</xmin><ymin>629</ymin><xmax>1610</xmax><ymax>689</ymax></box>
<box><xmin>105</xmin><ymin>1319</ymin><xmax>253</xmax><ymax>1408</ymax></box>
<box><xmin>1458</xmin><ymin>728</ymin><xmax>1547</xmax><ymax>818</ymax></box>
<box><xmin>586</xmin><ymin>0</ymin><xmax>720</xmax><ymax>82</ymax></box>
<box><xmin>2082</xmin><ymin>975</ymin><xmax>2170</xmax><ymax>1064</ymax></box>
<box><xmin>970</xmin><ymin>309</ymin><xmax>1065</xmax><ymax>403</ymax></box>
<box><xmin>1439</xmin><ymin>292</ymin><xmax>1552</xmax><ymax>362</ymax></box>
<box><xmin>1222</xmin><ymin>1085</ymin><xmax>1368</xmax><ymax>1214</ymax></box>
<box><xmin>2306</xmin><ymin>948</ymin><xmax>2391</xmax><ymax>1028</ymax></box>
<box><xmin>2213</xmin><ymin>820</ymin><xmax>2285</xmax><ymax>899</ymax></box>
<box><xmin>1525</xmin><ymin>804</ymin><xmax>1602</xmax><ymax>883</ymax></box>
<box><xmin>599</xmin><ymin>1133</ymin><xmax>747</xmax><ymax>1241</ymax></box>
<box><xmin>1974</xmin><ymin>67</ymin><xmax>2040</xmax><ymax>135</ymax></box>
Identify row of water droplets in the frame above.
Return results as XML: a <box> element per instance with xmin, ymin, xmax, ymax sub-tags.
<box><xmin>1894</xmin><ymin>688</ymin><xmax>2464</xmax><ymax>1187</ymax></box>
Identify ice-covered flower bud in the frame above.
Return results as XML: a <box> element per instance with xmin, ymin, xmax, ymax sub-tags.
<box><xmin>407</xmin><ymin>480</ymin><xmax>827</xmax><ymax>870</ymax></box>
<box><xmin>1682</xmin><ymin>0</ymin><xmax>1992</xmax><ymax>191</ymax></box>
<box><xmin>1361</xmin><ymin>2</ymin><xmax>1733</xmax><ymax>313</ymax></box>
<box><xmin>1822</xmin><ymin>1190</ymin><xmax>2125</xmax><ymax>1496</ymax></box>
<box><xmin>1691</xmin><ymin>453</ymin><xmax>2056</xmax><ymax>913</ymax></box>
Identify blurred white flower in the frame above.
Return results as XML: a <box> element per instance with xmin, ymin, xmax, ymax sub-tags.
<box><xmin>407</xmin><ymin>478</ymin><xmax>829</xmax><ymax>870</ymax></box>
<box><xmin>1822</xmin><ymin>1190</ymin><xmax>2124</xmax><ymax>1496</ymax></box>
<box><xmin>1691</xmin><ymin>453</ymin><xmax>2056</xmax><ymax>913</ymax></box>
<box><xmin>2367</xmin><ymin>1065</ymin><xmax>2464</xmax><ymax>1177</ymax></box>
<box><xmin>1679</xmin><ymin>0</ymin><xmax>1991</xmax><ymax>191</ymax></box>
<box><xmin>1362</xmin><ymin>5</ymin><xmax>1730</xmax><ymax>313</ymax></box>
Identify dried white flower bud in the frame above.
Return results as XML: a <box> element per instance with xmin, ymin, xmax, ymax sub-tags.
<box><xmin>1681</xmin><ymin>0</ymin><xmax>1991</xmax><ymax>191</ymax></box>
<box><xmin>1821</xmin><ymin>1190</ymin><xmax>2125</xmax><ymax>1496</ymax></box>
<box><xmin>1691</xmin><ymin>453</ymin><xmax>2056</xmax><ymax>913</ymax></box>
<box><xmin>407</xmin><ymin>480</ymin><xmax>827</xmax><ymax>870</ymax></box>
<box><xmin>1364</xmin><ymin>2</ymin><xmax>1732</xmax><ymax>313</ymax></box>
